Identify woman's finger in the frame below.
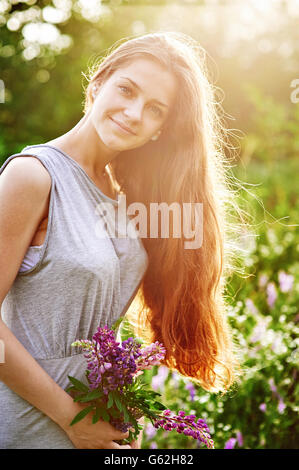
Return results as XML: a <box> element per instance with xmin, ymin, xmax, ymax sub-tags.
<box><xmin>113</xmin><ymin>432</ymin><xmax>129</xmax><ymax>441</ymax></box>
<box><xmin>108</xmin><ymin>441</ymin><xmax>131</xmax><ymax>449</ymax></box>
<box><xmin>106</xmin><ymin>426</ymin><xmax>129</xmax><ymax>440</ymax></box>
<box><xmin>130</xmin><ymin>439</ymin><xmax>139</xmax><ymax>449</ymax></box>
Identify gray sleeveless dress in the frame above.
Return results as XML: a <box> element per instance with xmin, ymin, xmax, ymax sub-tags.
<box><xmin>0</xmin><ymin>144</ymin><xmax>149</xmax><ymax>448</ymax></box>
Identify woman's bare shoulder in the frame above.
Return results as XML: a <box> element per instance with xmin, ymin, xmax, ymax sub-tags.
<box><xmin>0</xmin><ymin>156</ymin><xmax>52</xmax><ymax>302</ymax></box>
<box><xmin>1</xmin><ymin>155</ymin><xmax>51</xmax><ymax>191</ymax></box>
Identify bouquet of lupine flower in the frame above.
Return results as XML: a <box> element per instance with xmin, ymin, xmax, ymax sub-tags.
<box><xmin>66</xmin><ymin>317</ymin><xmax>214</xmax><ymax>448</ymax></box>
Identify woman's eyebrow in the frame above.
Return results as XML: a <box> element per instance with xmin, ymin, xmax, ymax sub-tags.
<box><xmin>120</xmin><ymin>76</ymin><xmax>169</xmax><ymax>108</ymax></box>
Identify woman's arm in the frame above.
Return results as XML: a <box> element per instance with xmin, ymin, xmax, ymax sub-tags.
<box><xmin>0</xmin><ymin>317</ymin><xmax>131</xmax><ymax>448</ymax></box>
<box><xmin>0</xmin><ymin>157</ymin><xmax>130</xmax><ymax>448</ymax></box>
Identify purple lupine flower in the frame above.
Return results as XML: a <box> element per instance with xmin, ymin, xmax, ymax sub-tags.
<box><xmin>268</xmin><ymin>378</ymin><xmax>286</xmax><ymax>413</ymax></box>
<box><xmin>224</xmin><ymin>437</ymin><xmax>237</xmax><ymax>449</ymax></box>
<box><xmin>245</xmin><ymin>298</ymin><xmax>258</xmax><ymax>315</ymax></box>
<box><xmin>152</xmin><ymin>365</ymin><xmax>169</xmax><ymax>391</ymax></box>
<box><xmin>269</xmin><ymin>378</ymin><xmax>278</xmax><ymax>395</ymax></box>
<box><xmin>259</xmin><ymin>274</ymin><xmax>268</xmax><ymax>288</ymax></box>
<box><xmin>135</xmin><ymin>341</ymin><xmax>166</xmax><ymax>371</ymax></box>
<box><xmin>278</xmin><ymin>271</ymin><xmax>294</xmax><ymax>293</ymax></box>
<box><xmin>278</xmin><ymin>399</ymin><xmax>286</xmax><ymax>414</ymax></box>
<box><xmin>266</xmin><ymin>282</ymin><xmax>277</xmax><ymax>308</ymax></box>
<box><xmin>144</xmin><ymin>423</ymin><xmax>157</xmax><ymax>439</ymax></box>
<box><xmin>72</xmin><ymin>326</ymin><xmax>142</xmax><ymax>394</ymax></box>
<box><xmin>259</xmin><ymin>403</ymin><xmax>267</xmax><ymax>413</ymax></box>
<box><xmin>150</xmin><ymin>442</ymin><xmax>158</xmax><ymax>449</ymax></box>
<box><xmin>153</xmin><ymin>409</ymin><xmax>214</xmax><ymax>448</ymax></box>
<box><xmin>250</xmin><ymin>318</ymin><xmax>269</xmax><ymax>343</ymax></box>
<box><xmin>70</xmin><ymin>325</ymin><xmax>214</xmax><ymax>447</ymax></box>
<box><xmin>271</xmin><ymin>335</ymin><xmax>286</xmax><ymax>354</ymax></box>
<box><xmin>171</xmin><ymin>371</ymin><xmax>180</xmax><ymax>389</ymax></box>
<box><xmin>185</xmin><ymin>381</ymin><xmax>196</xmax><ymax>402</ymax></box>
<box><xmin>237</xmin><ymin>431</ymin><xmax>243</xmax><ymax>447</ymax></box>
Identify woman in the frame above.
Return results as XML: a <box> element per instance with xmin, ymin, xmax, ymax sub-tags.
<box><xmin>0</xmin><ymin>32</ymin><xmax>241</xmax><ymax>449</ymax></box>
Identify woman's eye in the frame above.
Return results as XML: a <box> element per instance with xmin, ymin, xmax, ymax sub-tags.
<box><xmin>151</xmin><ymin>106</ymin><xmax>162</xmax><ymax>117</ymax></box>
<box><xmin>118</xmin><ymin>85</ymin><xmax>162</xmax><ymax>117</ymax></box>
<box><xmin>119</xmin><ymin>85</ymin><xmax>131</xmax><ymax>95</ymax></box>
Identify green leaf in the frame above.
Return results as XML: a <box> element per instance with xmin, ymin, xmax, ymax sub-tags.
<box><xmin>114</xmin><ymin>394</ymin><xmax>123</xmax><ymax>412</ymax></box>
<box><xmin>92</xmin><ymin>407</ymin><xmax>101</xmax><ymax>424</ymax></box>
<box><xmin>79</xmin><ymin>390</ymin><xmax>104</xmax><ymax>402</ymax></box>
<box><xmin>101</xmin><ymin>408</ymin><xmax>110</xmax><ymax>422</ymax></box>
<box><xmin>129</xmin><ymin>415</ymin><xmax>138</xmax><ymax>429</ymax></box>
<box><xmin>111</xmin><ymin>316</ymin><xmax>124</xmax><ymax>331</ymax></box>
<box><xmin>146</xmin><ymin>391</ymin><xmax>162</xmax><ymax>398</ymax></box>
<box><xmin>65</xmin><ymin>385</ymin><xmax>77</xmax><ymax>393</ymax></box>
<box><xmin>107</xmin><ymin>393</ymin><xmax>114</xmax><ymax>409</ymax></box>
<box><xmin>118</xmin><ymin>316</ymin><xmax>142</xmax><ymax>343</ymax></box>
<box><xmin>109</xmin><ymin>408</ymin><xmax>120</xmax><ymax>418</ymax></box>
<box><xmin>152</xmin><ymin>401</ymin><xmax>167</xmax><ymax>410</ymax></box>
<box><xmin>123</xmin><ymin>406</ymin><xmax>130</xmax><ymax>423</ymax></box>
<box><xmin>138</xmin><ymin>406</ymin><xmax>160</xmax><ymax>420</ymax></box>
<box><xmin>67</xmin><ymin>375</ymin><xmax>89</xmax><ymax>393</ymax></box>
<box><xmin>96</xmin><ymin>406</ymin><xmax>110</xmax><ymax>422</ymax></box>
<box><xmin>70</xmin><ymin>405</ymin><xmax>94</xmax><ymax>426</ymax></box>
<box><xmin>147</xmin><ymin>411</ymin><xmax>160</xmax><ymax>420</ymax></box>
<box><xmin>73</xmin><ymin>394</ymin><xmax>86</xmax><ymax>402</ymax></box>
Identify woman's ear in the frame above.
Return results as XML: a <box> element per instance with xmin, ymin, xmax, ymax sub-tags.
<box><xmin>91</xmin><ymin>79</ymin><xmax>104</xmax><ymax>99</ymax></box>
<box><xmin>92</xmin><ymin>85</ymin><xmax>98</xmax><ymax>99</ymax></box>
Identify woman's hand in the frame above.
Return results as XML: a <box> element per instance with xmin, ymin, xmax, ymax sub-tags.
<box><xmin>61</xmin><ymin>403</ymin><xmax>132</xmax><ymax>449</ymax></box>
<box><xmin>129</xmin><ymin>416</ymin><xmax>145</xmax><ymax>449</ymax></box>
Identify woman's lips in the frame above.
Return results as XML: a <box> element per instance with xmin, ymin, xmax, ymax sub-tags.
<box><xmin>110</xmin><ymin>117</ymin><xmax>136</xmax><ymax>135</ymax></box>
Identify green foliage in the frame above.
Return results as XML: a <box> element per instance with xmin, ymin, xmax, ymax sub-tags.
<box><xmin>141</xmin><ymin>159</ymin><xmax>299</xmax><ymax>450</ymax></box>
<box><xmin>1</xmin><ymin>1</ymin><xmax>298</xmax><ymax>166</ymax></box>
<box><xmin>117</xmin><ymin>314</ymin><xmax>145</xmax><ymax>345</ymax></box>
<box><xmin>67</xmin><ymin>375</ymin><xmax>89</xmax><ymax>393</ymax></box>
<box><xmin>0</xmin><ymin>0</ymin><xmax>165</xmax><ymax>162</ymax></box>
<box><xmin>70</xmin><ymin>405</ymin><xmax>94</xmax><ymax>426</ymax></box>
<box><xmin>111</xmin><ymin>315</ymin><xmax>125</xmax><ymax>332</ymax></box>
<box><xmin>240</xmin><ymin>85</ymin><xmax>299</xmax><ymax>165</ymax></box>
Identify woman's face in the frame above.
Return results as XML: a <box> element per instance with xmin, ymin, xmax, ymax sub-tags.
<box><xmin>89</xmin><ymin>57</ymin><xmax>178</xmax><ymax>151</ymax></box>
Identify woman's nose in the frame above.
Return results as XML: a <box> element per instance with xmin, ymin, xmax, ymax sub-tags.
<box><xmin>123</xmin><ymin>102</ymin><xmax>143</xmax><ymax>122</ymax></box>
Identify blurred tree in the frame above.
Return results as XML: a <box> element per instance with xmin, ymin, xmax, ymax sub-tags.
<box><xmin>0</xmin><ymin>0</ymin><xmax>168</xmax><ymax>160</ymax></box>
<box><xmin>239</xmin><ymin>85</ymin><xmax>299</xmax><ymax>166</ymax></box>
<box><xmin>0</xmin><ymin>0</ymin><xmax>298</xmax><ymax>161</ymax></box>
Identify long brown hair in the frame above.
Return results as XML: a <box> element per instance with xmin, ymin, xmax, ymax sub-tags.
<box><xmin>84</xmin><ymin>32</ymin><xmax>245</xmax><ymax>393</ymax></box>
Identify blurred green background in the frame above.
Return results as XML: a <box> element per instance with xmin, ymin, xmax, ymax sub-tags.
<box><xmin>0</xmin><ymin>0</ymin><xmax>298</xmax><ymax>449</ymax></box>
